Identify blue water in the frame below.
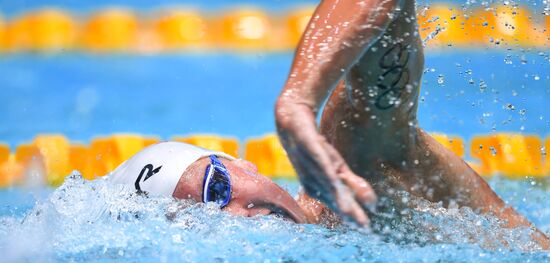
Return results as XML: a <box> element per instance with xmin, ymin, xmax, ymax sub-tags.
<box><xmin>0</xmin><ymin>50</ymin><xmax>549</xmax><ymax>149</ymax></box>
<box><xmin>0</xmin><ymin>175</ymin><xmax>549</xmax><ymax>262</ymax></box>
<box><xmin>0</xmin><ymin>6</ymin><xmax>549</xmax><ymax>261</ymax></box>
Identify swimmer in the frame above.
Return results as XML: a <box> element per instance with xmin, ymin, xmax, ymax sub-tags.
<box><xmin>109</xmin><ymin>142</ymin><xmax>311</xmax><ymax>224</ymax></box>
<box><xmin>275</xmin><ymin>0</ymin><xmax>550</xmax><ymax>248</ymax></box>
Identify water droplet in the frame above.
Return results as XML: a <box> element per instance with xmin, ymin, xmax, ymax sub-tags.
<box><xmin>504</xmin><ymin>55</ymin><xmax>513</xmax><ymax>64</ymax></box>
<box><xmin>504</xmin><ymin>103</ymin><xmax>515</xmax><ymax>110</ymax></box>
<box><xmin>489</xmin><ymin>146</ymin><xmax>497</xmax><ymax>156</ymax></box>
<box><xmin>437</xmin><ymin>74</ymin><xmax>445</xmax><ymax>85</ymax></box>
<box><xmin>479</xmin><ymin>80</ymin><xmax>487</xmax><ymax>92</ymax></box>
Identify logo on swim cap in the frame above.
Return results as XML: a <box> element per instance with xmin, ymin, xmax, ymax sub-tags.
<box><xmin>135</xmin><ymin>164</ymin><xmax>162</xmax><ymax>193</ymax></box>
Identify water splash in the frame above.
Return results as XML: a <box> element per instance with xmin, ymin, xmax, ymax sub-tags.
<box><xmin>0</xmin><ymin>174</ymin><xmax>548</xmax><ymax>262</ymax></box>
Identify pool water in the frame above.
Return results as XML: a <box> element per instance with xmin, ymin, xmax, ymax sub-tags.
<box><xmin>0</xmin><ymin>24</ymin><xmax>548</xmax><ymax>263</ymax></box>
<box><xmin>0</xmin><ymin>174</ymin><xmax>549</xmax><ymax>262</ymax></box>
<box><xmin>0</xmin><ymin>50</ymin><xmax>548</xmax><ymax>149</ymax></box>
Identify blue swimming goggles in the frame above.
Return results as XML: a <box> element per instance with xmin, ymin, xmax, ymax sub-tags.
<box><xmin>202</xmin><ymin>155</ymin><xmax>232</xmax><ymax>208</ymax></box>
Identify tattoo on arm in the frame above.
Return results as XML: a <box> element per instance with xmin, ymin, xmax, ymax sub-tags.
<box><xmin>374</xmin><ymin>43</ymin><xmax>410</xmax><ymax>110</ymax></box>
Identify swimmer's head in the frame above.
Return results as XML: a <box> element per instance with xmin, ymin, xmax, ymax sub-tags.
<box><xmin>109</xmin><ymin>142</ymin><xmax>308</xmax><ymax>223</ymax></box>
<box><xmin>173</xmin><ymin>156</ymin><xmax>308</xmax><ymax>223</ymax></box>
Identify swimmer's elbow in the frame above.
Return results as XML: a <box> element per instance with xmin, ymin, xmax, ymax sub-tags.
<box><xmin>275</xmin><ymin>97</ymin><xmax>316</xmax><ymax>132</ymax></box>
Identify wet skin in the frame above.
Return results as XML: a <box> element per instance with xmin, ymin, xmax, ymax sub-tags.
<box><xmin>172</xmin><ymin>157</ymin><xmax>308</xmax><ymax>224</ymax></box>
<box><xmin>275</xmin><ymin>0</ymin><xmax>550</xmax><ymax>248</ymax></box>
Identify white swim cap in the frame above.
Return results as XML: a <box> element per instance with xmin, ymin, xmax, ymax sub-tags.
<box><xmin>109</xmin><ymin>141</ymin><xmax>235</xmax><ymax>197</ymax></box>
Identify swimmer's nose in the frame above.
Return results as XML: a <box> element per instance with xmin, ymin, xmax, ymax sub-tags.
<box><xmin>251</xmin><ymin>183</ymin><xmax>307</xmax><ymax>224</ymax></box>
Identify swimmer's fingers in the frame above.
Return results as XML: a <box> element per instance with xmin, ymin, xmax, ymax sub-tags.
<box><xmin>339</xmin><ymin>169</ymin><xmax>377</xmax><ymax>208</ymax></box>
<box><xmin>333</xmin><ymin>181</ymin><xmax>370</xmax><ymax>226</ymax></box>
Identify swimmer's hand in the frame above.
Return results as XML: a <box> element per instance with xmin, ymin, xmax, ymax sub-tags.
<box><xmin>276</xmin><ymin>103</ymin><xmax>377</xmax><ymax>226</ymax></box>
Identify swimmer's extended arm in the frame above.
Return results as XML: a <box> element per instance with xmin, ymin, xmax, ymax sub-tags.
<box><xmin>415</xmin><ymin>130</ymin><xmax>550</xmax><ymax>249</ymax></box>
<box><xmin>276</xmin><ymin>0</ymin><xmax>402</xmax><ymax>225</ymax></box>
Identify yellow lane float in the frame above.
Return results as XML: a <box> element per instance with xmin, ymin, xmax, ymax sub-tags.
<box><xmin>491</xmin><ymin>6</ymin><xmax>540</xmax><ymax>47</ymax></box>
<box><xmin>495</xmin><ymin>134</ymin><xmax>543</xmax><ymax>178</ymax></box>
<box><xmin>173</xmin><ymin>135</ymin><xmax>239</xmax><ymax>158</ymax></box>
<box><xmin>27</xmin><ymin>9</ymin><xmax>76</xmax><ymax>51</ymax></box>
<box><xmin>214</xmin><ymin>9</ymin><xmax>271</xmax><ymax>49</ymax></box>
<box><xmin>154</xmin><ymin>10</ymin><xmax>209</xmax><ymax>49</ymax></box>
<box><xmin>0</xmin><ymin>5</ymin><xmax>547</xmax><ymax>52</ymax></box>
<box><xmin>418</xmin><ymin>5</ymin><xmax>472</xmax><ymax>47</ymax></box>
<box><xmin>81</xmin><ymin>8</ymin><xmax>138</xmax><ymax>51</ymax></box>
<box><xmin>2</xmin><ymin>132</ymin><xmax>549</xmax><ymax>188</ymax></box>
<box><xmin>143</xmin><ymin>137</ymin><xmax>161</xmax><ymax>147</ymax></box>
<box><xmin>245</xmin><ymin>134</ymin><xmax>296</xmax><ymax>179</ymax></box>
<box><xmin>33</xmin><ymin>134</ymin><xmax>71</xmax><ymax>186</ymax></box>
<box><xmin>470</xmin><ymin>135</ymin><xmax>501</xmax><ymax>176</ymax></box>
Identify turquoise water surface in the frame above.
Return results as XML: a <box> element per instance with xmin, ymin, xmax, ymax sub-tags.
<box><xmin>0</xmin><ymin>175</ymin><xmax>550</xmax><ymax>262</ymax></box>
<box><xmin>0</xmin><ymin>48</ymin><xmax>549</xmax><ymax>262</ymax></box>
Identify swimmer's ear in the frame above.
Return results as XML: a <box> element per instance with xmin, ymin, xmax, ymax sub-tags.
<box><xmin>232</xmin><ymin>159</ymin><xmax>259</xmax><ymax>173</ymax></box>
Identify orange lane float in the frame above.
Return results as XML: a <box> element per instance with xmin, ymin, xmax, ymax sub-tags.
<box><xmin>0</xmin><ymin>143</ymin><xmax>8</xmax><ymax>165</ymax></box>
<box><xmin>0</xmin><ymin>14</ymin><xmax>5</xmax><ymax>51</ymax></box>
<box><xmin>154</xmin><ymin>10</ymin><xmax>209</xmax><ymax>49</ymax></box>
<box><xmin>431</xmin><ymin>133</ymin><xmax>465</xmax><ymax>157</ymax></box>
<box><xmin>2</xmin><ymin>9</ymin><xmax>75</xmax><ymax>52</ymax></box>
<box><xmin>470</xmin><ymin>134</ymin><xmax>545</xmax><ymax>178</ymax></box>
<box><xmin>470</xmin><ymin>135</ymin><xmax>501</xmax><ymax>176</ymax></box>
<box><xmin>173</xmin><ymin>135</ymin><xmax>239</xmax><ymax>158</ymax></box>
<box><xmin>14</xmin><ymin>144</ymin><xmax>44</xmax><ymax>185</ymax></box>
<box><xmin>90</xmin><ymin>134</ymin><xmax>147</xmax><ymax>179</ymax></box>
<box><xmin>2</xmin><ymin>13</ymin><xmax>32</xmax><ymax>51</ymax></box>
<box><xmin>0</xmin><ymin>143</ymin><xmax>15</xmax><ymax>187</ymax></box>
<box><xmin>69</xmin><ymin>144</ymin><xmax>93</xmax><ymax>180</ymax></box>
<box><xmin>545</xmin><ymin>138</ymin><xmax>550</xmax><ymax>175</ymax></box>
<box><xmin>245</xmin><ymin>134</ymin><xmax>296</xmax><ymax>179</ymax></box>
<box><xmin>285</xmin><ymin>6</ymin><xmax>314</xmax><ymax>48</ymax></box>
<box><xmin>81</xmin><ymin>8</ymin><xmax>138</xmax><ymax>51</ymax></box>
<box><xmin>214</xmin><ymin>9</ymin><xmax>272</xmax><ymax>49</ymax></box>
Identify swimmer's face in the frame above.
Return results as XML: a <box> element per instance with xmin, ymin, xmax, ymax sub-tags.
<box><xmin>172</xmin><ymin>157</ymin><xmax>308</xmax><ymax>223</ymax></box>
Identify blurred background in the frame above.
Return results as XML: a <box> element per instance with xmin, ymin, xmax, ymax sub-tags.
<box><xmin>0</xmin><ymin>0</ymin><xmax>548</xmax><ymax>185</ymax></box>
